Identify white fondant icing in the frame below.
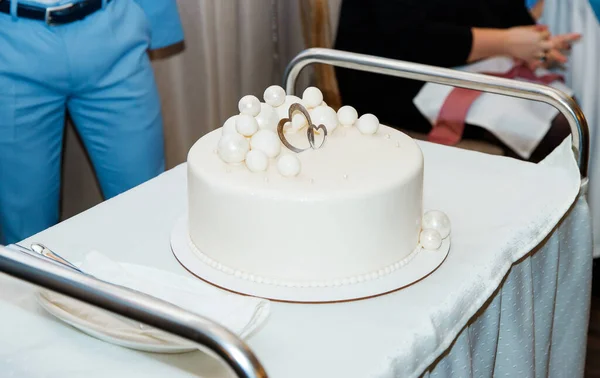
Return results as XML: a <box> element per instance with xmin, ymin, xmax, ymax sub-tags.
<box><xmin>236</xmin><ymin>114</ymin><xmax>259</xmax><ymax>137</ymax></box>
<box><xmin>337</xmin><ymin>105</ymin><xmax>358</xmax><ymax>127</ymax></box>
<box><xmin>263</xmin><ymin>85</ymin><xmax>286</xmax><ymax>107</ymax></box>
<box><xmin>217</xmin><ymin>133</ymin><xmax>249</xmax><ymax>164</ymax></box>
<box><xmin>356</xmin><ymin>114</ymin><xmax>380</xmax><ymax>135</ymax></box>
<box><xmin>302</xmin><ymin>87</ymin><xmax>324</xmax><ymax>109</ymax></box>
<box><xmin>188</xmin><ymin>125</ymin><xmax>424</xmax><ymax>282</ymax></box>
<box><xmin>238</xmin><ymin>95</ymin><xmax>261</xmax><ymax>117</ymax></box>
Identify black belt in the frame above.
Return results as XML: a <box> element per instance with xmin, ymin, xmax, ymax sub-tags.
<box><xmin>0</xmin><ymin>0</ymin><xmax>112</xmax><ymax>25</ymax></box>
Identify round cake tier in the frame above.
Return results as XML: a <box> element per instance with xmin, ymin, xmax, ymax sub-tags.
<box><xmin>187</xmin><ymin>125</ymin><xmax>424</xmax><ymax>283</ymax></box>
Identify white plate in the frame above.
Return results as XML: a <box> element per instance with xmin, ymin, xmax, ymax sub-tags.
<box><xmin>36</xmin><ymin>264</ymin><xmax>246</xmax><ymax>354</ymax></box>
<box><xmin>171</xmin><ymin>217</ymin><xmax>450</xmax><ymax>303</ymax></box>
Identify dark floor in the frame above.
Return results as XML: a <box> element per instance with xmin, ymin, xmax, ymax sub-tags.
<box><xmin>587</xmin><ymin>296</ymin><xmax>600</xmax><ymax>377</ymax></box>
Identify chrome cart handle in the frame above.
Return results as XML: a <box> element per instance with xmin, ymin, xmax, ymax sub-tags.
<box><xmin>0</xmin><ymin>245</ymin><xmax>268</xmax><ymax>378</ymax></box>
<box><xmin>284</xmin><ymin>48</ymin><xmax>589</xmax><ymax>178</ymax></box>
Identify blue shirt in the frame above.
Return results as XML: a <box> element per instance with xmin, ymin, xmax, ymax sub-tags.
<box><xmin>590</xmin><ymin>0</ymin><xmax>600</xmax><ymax>22</ymax></box>
<box><xmin>133</xmin><ymin>0</ymin><xmax>184</xmax><ymax>49</ymax></box>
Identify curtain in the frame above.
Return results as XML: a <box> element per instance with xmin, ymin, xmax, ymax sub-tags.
<box><xmin>542</xmin><ymin>0</ymin><xmax>600</xmax><ymax>256</ymax></box>
<box><xmin>61</xmin><ymin>0</ymin><xmax>309</xmax><ymax>219</ymax></box>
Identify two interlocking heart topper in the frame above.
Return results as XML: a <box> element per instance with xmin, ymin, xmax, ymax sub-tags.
<box><xmin>277</xmin><ymin>103</ymin><xmax>328</xmax><ymax>153</ymax></box>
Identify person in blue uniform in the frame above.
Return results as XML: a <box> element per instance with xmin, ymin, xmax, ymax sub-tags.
<box><xmin>0</xmin><ymin>0</ymin><xmax>184</xmax><ymax>244</ymax></box>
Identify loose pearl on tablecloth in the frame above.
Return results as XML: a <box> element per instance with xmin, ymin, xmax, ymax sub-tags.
<box><xmin>263</xmin><ymin>85</ymin><xmax>286</xmax><ymax>107</ymax></box>
<box><xmin>302</xmin><ymin>87</ymin><xmax>324</xmax><ymax>109</ymax></box>
<box><xmin>236</xmin><ymin>114</ymin><xmax>259</xmax><ymax>137</ymax></box>
<box><xmin>277</xmin><ymin>154</ymin><xmax>301</xmax><ymax>177</ymax></box>
<box><xmin>356</xmin><ymin>113</ymin><xmax>380</xmax><ymax>135</ymax></box>
<box><xmin>310</xmin><ymin>105</ymin><xmax>338</xmax><ymax>133</ymax></box>
<box><xmin>251</xmin><ymin>130</ymin><xmax>281</xmax><ymax>158</ymax></box>
<box><xmin>422</xmin><ymin>210</ymin><xmax>451</xmax><ymax>239</ymax></box>
<box><xmin>337</xmin><ymin>106</ymin><xmax>358</xmax><ymax>127</ymax></box>
<box><xmin>238</xmin><ymin>95</ymin><xmax>261</xmax><ymax>117</ymax></box>
<box><xmin>290</xmin><ymin>113</ymin><xmax>308</xmax><ymax>132</ymax></box>
<box><xmin>222</xmin><ymin>115</ymin><xmax>239</xmax><ymax>135</ymax></box>
<box><xmin>255</xmin><ymin>103</ymin><xmax>279</xmax><ymax>131</ymax></box>
<box><xmin>245</xmin><ymin>150</ymin><xmax>269</xmax><ymax>172</ymax></box>
<box><xmin>218</xmin><ymin>133</ymin><xmax>249</xmax><ymax>164</ymax></box>
<box><xmin>420</xmin><ymin>229</ymin><xmax>443</xmax><ymax>250</ymax></box>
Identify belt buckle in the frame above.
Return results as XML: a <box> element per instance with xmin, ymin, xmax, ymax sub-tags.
<box><xmin>45</xmin><ymin>3</ymin><xmax>74</xmax><ymax>25</ymax></box>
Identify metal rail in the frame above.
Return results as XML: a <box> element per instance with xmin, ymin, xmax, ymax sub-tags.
<box><xmin>0</xmin><ymin>245</ymin><xmax>268</xmax><ymax>378</ymax></box>
<box><xmin>284</xmin><ymin>48</ymin><xmax>590</xmax><ymax>177</ymax></box>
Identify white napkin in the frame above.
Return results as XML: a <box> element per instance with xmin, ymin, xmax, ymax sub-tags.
<box><xmin>38</xmin><ymin>251</ymin><xmax>270</xmax><ymax>347</ymax></box>
<box><xmin>413</xmin><ymin>56</ymin><xmax>574</xmax><ymax>159</ymax></box>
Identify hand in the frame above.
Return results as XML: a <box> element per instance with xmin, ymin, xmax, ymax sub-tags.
<box><xmin>529</xmin><ymin>32</ymin><xmax>582</xmax><ymax>69</ymax></box>
<box><xmin>504</xmin><ymin>25</ymin><xmax>553</xmax><ymax>63</ymax></box>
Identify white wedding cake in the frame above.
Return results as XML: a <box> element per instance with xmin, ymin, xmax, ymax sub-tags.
<box><xmin>186</xmin><ymin>86</ymin><xmax>450</xmax><ymax>289</ymax></box>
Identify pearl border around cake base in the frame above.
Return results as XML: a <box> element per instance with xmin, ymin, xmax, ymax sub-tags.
<box><xmin>170</xmin><ymin>217</ymin><xmax>450</xmax><ymax>303</ymax></box>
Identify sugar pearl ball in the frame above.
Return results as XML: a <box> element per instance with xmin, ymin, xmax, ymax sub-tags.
<box><xmin>291</xmin><ymin>113</ymin><xmax>308</xmax><ymax>132</ymax></box>
<box><xmin>251</xmin><ymin>130</ymin><xmax>281</xmax><ymax>158</ymax></box>
<box><xmin>263</xmin><ymin>85</ymin><xmax>286</xmax><ymax>107</ymax></box>
<box><xmin>420</xmin><ymin>229</ymin><xmax>443</xmax><ymax>250</ymax></box>
<box><xmin>356</xmin><ymin>114</ymin><xmax>380</xmax><ymax>135</ymax></box>
<box><xmin>255</xmin><ymin>103</ymin><xmax>279</xmax><ymax>131</ymax></box>
<box><xmin>422</xmin><ymin>210</ymin><xmax>451</xmax><ymax>239</ymax></box>
<box><xmin>218</xmin><ymin>133</ymin><xmax>249</xmax><ymax>164</ymax></box>
<box><xmin>337</xmin><ymin>106</ymin><xmax>358</xmax><ymax>127</ymax></box>
<box><xmin>222</xmin><ymin>115</ymin><xmax>239</xmax><ymax>135</ymax></box>
<box><xmin>245</xmin><ymin>150</ymin><xmax>269</xmax><ymax>172</ymax></box>
<box><xmin>276</xmin><ymin>95</ymin><xmax>306</xmax><ymax>120</ymax></box>
<box><xmin>238</xmin><ymin>95</ymin><xmax>261</xmax><ymax>116</ymax></box>
<box><xmin>277</xmin><ymin>154</ymin><xmax>301</xmax><ymax>177</ymax></box>
<box><xmin>302</xmin><ymin>87</ymin><xmax>324</xmax><ymax>109</ymax></box>
<box><xmin>236</xmin><ymin>114</ymin><xmax>259</xmax><ymax>137</ymax></box>
<box><xmin>310</xmin><ymin>105</ymin><xmax>338</xmax><ymax>133</ymax></box>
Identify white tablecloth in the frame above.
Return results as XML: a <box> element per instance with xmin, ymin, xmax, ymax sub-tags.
<box><xmin>0</xmin><ymin>140</ymin><xmax>592</xmax><ymax>377</ymax></box>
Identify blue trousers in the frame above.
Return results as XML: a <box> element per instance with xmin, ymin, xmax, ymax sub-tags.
<box><xmin>0</xmin><ymin>0</ymin><xmax>165</xmax><ymax>244</ymax></box>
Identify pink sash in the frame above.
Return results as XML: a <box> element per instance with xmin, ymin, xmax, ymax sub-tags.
<box><xmin>427</xmin><ymin>63</ymin><xmax>564</xmax><ymax>146</ymax></box>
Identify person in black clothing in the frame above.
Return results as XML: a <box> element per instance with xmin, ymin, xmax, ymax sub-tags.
<box><xmin>334</xmin><ymin>0</ymin><xmax>581</xmax><ymax>162</ymax></box>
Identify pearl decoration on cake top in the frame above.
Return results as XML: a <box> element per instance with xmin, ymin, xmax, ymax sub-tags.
<box><xmin>245</xmin><ymin>150</ymin><xmax>269</xmax><ymax>172</ymax></box>
<box><xmin>263</xmin><ymin>85</ymin><xmax>286</xmax><ymax>107</ymax></box>
<box><xmin>422</xmin><ymin>210</ymin><xmax>451</xmax><ymax>239</ymax></box>
<box><xmin>217</xmin><ymin>133</ymin><xmax>249</xmax><ymax>164</ymax></box>
<box><xmin>419</xmin><ymin>229</ymin><xmax>443</xmax><ymax>250</ymax></box>
<box><xmin>356</xmin><ymin>113</ymin><xmax>380</xmax><ymax>135</ymax></box>
<box><xmin>310</xmin><ymin>105</ymin><xmax>338</xmax><ymax>133</ymax></box>
<box><xmin>222</xmin><ymin>115</ymin><xmax>239</xmax><ymax>135</ymax></box>
<box><xmin>217</xmin><ymin>86</ymin><xmax>398</xmax><ymax>176</ymax></box>
<box><xmin>276</xmin><ymin>95</ymin><xmax>306</xmax><ymax>120</ymax></box>
<box><xmin>255</xmin><ymin>103</ymin><xmax>279</xmax><ymax>131</ymax></box>
<box><xmin>337</xmin><ymin>105</ymin><xmax>358</xmax><ymax>127</ymax></box>
<box><xmin>277</xmin><ymin>154</ymin><xmax>301</xmax><ymax>177</ymax></box>
<box><xmin>290</xmin><ymin>113</ymin><xmax>308</xmax><ymax>132</ymax></box>
<box><xmin>238</xmin><ymin>95</ymin><xmax>261</xmax><ymax>117</ymax></box>
<box><xmin>250</xmin><ymin>129</ymin><xmax>281</xmax><ymax>158</ymax></box>
<box><xmin>236</xmin><ymin>114</ymin><xmax>259</xmax><ymax>137</ymax></box>
<box><xmin>302</xmin><ymin>86</ymin><xmax>324</xmax><ymax>109</ymax></box>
